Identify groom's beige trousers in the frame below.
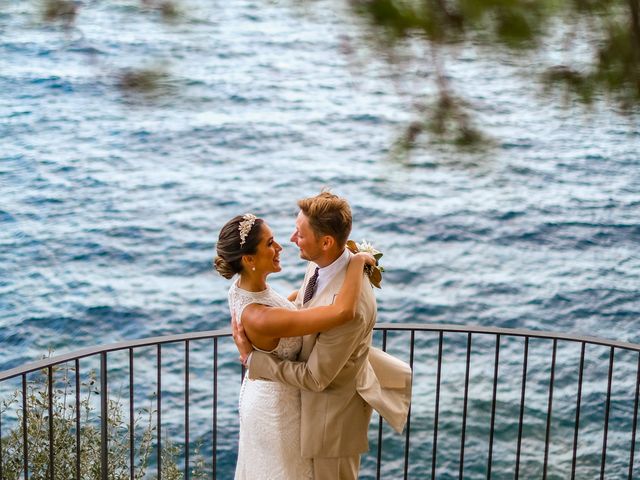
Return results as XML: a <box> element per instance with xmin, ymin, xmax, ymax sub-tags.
<box><xmin>313</xmin><ymin>455</ymin><xmax>360</xmax><ymax>480</ymax></box>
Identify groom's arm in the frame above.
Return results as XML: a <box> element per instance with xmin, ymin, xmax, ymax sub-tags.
<box><xmin>247</xmin><ymin>313</ymin><xmax>367</xmax><ymax>392</ymax></box>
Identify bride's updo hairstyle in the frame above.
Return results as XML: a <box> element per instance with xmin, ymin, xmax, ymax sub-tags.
<box><xmin>214</xmin><ymin>214</ymin><xmax>264</xmax><ymax>279</ymax></box>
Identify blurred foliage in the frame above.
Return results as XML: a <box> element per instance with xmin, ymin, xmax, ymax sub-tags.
<box><xmin>42</xmin><ymin>0</ymin><xmax>77</xmax><ymax>24</ymax></box>
<box><xmin>141</xmin><ymin>0</ymin><xmax>182</xmax><ymax>20</ymax></box>
<box><xmin>12</xmin><ymin>0</ymin><xmax>640</xmax><ymax>151</ymax></box>
<box><xmin>389</xmin><ymin>94</ymin><xmax>490</xmax><ymax>157</ymax></box>
<box><xmin>37</xmin><ymin>1</ymin><xmax>179</xmax><ymax>98</ymax></box>
<box><xmin>348</xmin><ymin>0</ymin><xmax>640</xmax><ymax>150</ymax></box>
<box><xmin>117</xmin><ymin>67</ymin><xmax>171</xmax><ymax>94</ymax></box>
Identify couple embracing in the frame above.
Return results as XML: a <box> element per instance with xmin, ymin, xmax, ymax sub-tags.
<box><xmin>214</xmin><ymin>191</ymin><xmax>412</xmax><ymax>479</ymax></box>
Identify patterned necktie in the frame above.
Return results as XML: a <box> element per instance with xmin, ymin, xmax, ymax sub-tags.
<box><xmin>303</xmin><ymin>267</ymin><xmax>320</xmax><ymax>304</ymax></box>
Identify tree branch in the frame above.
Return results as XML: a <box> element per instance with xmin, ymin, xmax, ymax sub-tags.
<box><xmin>630</xmin><ymin>0</ymin><xmax>640</xmax><ymax>57</ymax></box>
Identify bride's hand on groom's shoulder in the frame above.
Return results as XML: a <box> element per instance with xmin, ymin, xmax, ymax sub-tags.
<box><xmin>347</xmin><ymin>240</ymin><xmax>384</xmax><ymax>288</ymax></box>
<box><xmin>354</xmin><ymin>252</ymin><xmax>377</xmax><ymax>268</ymax></box>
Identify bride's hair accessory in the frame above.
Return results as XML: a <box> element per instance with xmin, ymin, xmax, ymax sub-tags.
<box><xmin>239</xmin><ymin>213</ymin><xmax>257</xmax><ymax>247</ymax></box>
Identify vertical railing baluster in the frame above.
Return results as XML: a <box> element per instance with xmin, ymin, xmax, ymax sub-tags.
<box><xmin>571</xmin><ymin>342</ymin><xmax>586</xmax><ymax>480</ymax></box>
<box><xmin>376</xmin><ymin>329</ymin><xmax>387</xmax><ymax>480</ymax></box>
<box><xmin>75</xmin><ymin>359</ymin><xmax>81</xmax><ymax>480</ymax></box>
<box><xmin>487</xmin><ymin>334</ymin><xmax>501</xmax><ymax>480</ymax></box>
<box><xmin>100</xmin><ymin>352</ymin><xmax>108</xmax><ymax>480</ymax></box>
<box><xmin>542</xmin><ymin>339</ymin><xmax>557</xmax><ymax>480</ymax></box>
<box><xmin>213</xmin><ymin>337</ymin><xmax>218</xmax><ymax>480</ymax></box>
<box><xmin>403</xmin><ymin>329</ymin><xmax>415</xmax><ymax>480</ymax></box>
<box><xmin>0</xmin><ymin>398</ymin><xmax>3</xmax><ymax>480</ymax></box>
<box><xmin>157</xmin><ymin>344</ymin><xmax>162</xmax><ymax>480</ymax></box>
<box><xmin>48</xmin><ymin>366</ymin><xmax>54</xmax><ymax>480</ymax></box>
<box><xmin>459</xmin><ymin>332</ymin><xmax>472</xmax><ymax>480</ymax></box>
<box><xmin>185</xmin><ymin>341</ymin><xmax>190</xmax><ymax>480</ymax></box>
<box><xmin>22</xmin><ymin>373</ymin><xmax>28</xmax><ymax>480</ymax></box>
<box><xmin>515</xmin><ymin>337</ymin><xmax>529</xmax><ymax>480</ymax></box>
<box><xmin>431</xmin><ymin>331</ymin><xmax>444</xmax><ymax>480</ymax></box>
<box><xmin>629</xmin><ymin>351</ymin><xmax>640</xmax><ymax>480</ymax></box>
<box><xmin>129</xmin><ymin>348</ymin><xmax>135</xmax><ymax>480</ymax></box>
<box><xmin>600</xmin><ymin>347</ymin><xmax>615</xmax><ymax>480</ymax></box>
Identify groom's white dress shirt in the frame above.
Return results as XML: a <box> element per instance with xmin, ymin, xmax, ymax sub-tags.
<box><xmin>312</xmin><ymin>248</ymin><xmax>349</xmax><ymax>300</ymax></box>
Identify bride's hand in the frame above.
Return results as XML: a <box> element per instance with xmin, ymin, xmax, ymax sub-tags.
<box><xmin>354</xmin><ymin>251</ymin><xmax>376</xmax><ymax>267</ymax></box>
<box><xmin>232</xmin><ymin>314</ymin><xmax>254</xmax><ymax>365</ymax></box>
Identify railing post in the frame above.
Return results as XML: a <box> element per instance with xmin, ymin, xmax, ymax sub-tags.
<box><xmin>542</xmin><ymin>339</ymin><xmax>557</xmax><ymax>480</ymax></box>
<box><xmin>571</xmin><ymin>342</ymin><xmax>586</xmax><ymax>480</ymax></box>
<box><xmin>600</xmin><ymin>347</ymin><xmax>615</xmax><ymax>480</ymax></box>
<box><xmin>376</xmin><ymin>329</ymin><xmax>387</xmax><ymax>480</ymax></box>
<box><xmin>0</xmin><ymin>400</ymin><xmax>3</xmax><ymax>480</ymax></box>
<box><xmin>515</xmin><ymin>337</ymin><xmax>529</xmax><ymax>479</ymax></box>
<box><xmin>75</xmin><ymin>358</ymin><xmax>81</xmax><ymax>480</ymax></box>
<box><xmin>213</xmin><ymin>337</ymin><xmax>218</xmax><ymax>480</ymax></box>
<box><xmin>487</xmin><ymin>334</ymin><xmax>501</xmax><ymax>480</ymax></box>
<box><xmin>629</xmin><ymin>351</ymin><xmax>640</xmax><ymax>480</ymax></box>
<box><xmin>185</xmin><ymin>340</ymin><xmax>190</xmax><ymax>480</ymax></box>
<box><xmin>157</xmin><ymin>344</ymin><xmax>162</xmax><ymax>480</ymax></box>
<box><xmin>100</xmin><ymin>352</ymin><xmax>108</xmax><ymax>480</ymax></box>
<box><xmin>129</xmin><ymin>349</ymin><xmax>135</xmax><ymax>480</ymax></box>
<box><xmin>431</xmin><ymin>331</ymin><xmax>444</xmax><ymax>480</ymax></box>
<box><xmin>22</xmin><ymin>373</ymin><xmax>28</xmax><ymax>480</ymax></box>
<box><xmin>48</xmin><ymin>366</ymin><xmax>54</xmax><ymax>480</ymax></box>
<box><xmin>459</xmin><ymin>332</ymin><xmax>472</xmax><ymax>480</ymax></box>
<box><xmin>403</xmin><ymin>329</ymin><xmax>415</xmax><ymax>480</ymax></box>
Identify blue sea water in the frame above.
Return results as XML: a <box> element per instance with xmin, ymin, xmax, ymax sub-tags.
<box><xmin>1</xmin><ymin>0</ymin><xmax>639</xmax><ymax>477</ymax></box>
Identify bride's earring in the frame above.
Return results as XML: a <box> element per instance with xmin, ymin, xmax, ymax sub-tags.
<box><xmin>252</xmin><ymin>267</ymin><xmax>256</xmax><ymax>271</ymax></box>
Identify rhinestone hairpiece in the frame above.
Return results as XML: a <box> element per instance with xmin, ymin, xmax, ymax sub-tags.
<box><xmin>238</xmin><ymin>213</ymin><xmax>257</xmax><ymax>247</ymax></box>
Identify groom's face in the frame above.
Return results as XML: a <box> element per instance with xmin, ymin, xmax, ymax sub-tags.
<box><xmin>291</xmin><ymin>211</ymin><xmax>323</xmax><ymax>262</ymax></box>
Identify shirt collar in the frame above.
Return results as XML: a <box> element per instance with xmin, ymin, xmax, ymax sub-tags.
<box><xmin>314</xmin><ymin>248</ymin><xmax>350</xmax><ymax>296</ymax></box>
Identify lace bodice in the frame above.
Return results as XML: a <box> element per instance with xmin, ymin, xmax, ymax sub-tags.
<box><xmin>228</xmin><ymin>281</ymin><xmax>302</xmax><ymax>360</ymax></box>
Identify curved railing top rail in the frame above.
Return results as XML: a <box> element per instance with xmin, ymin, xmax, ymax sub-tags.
<box><xmin>2</xmin><ymin>323</ymin><xmax>639</xmax><ymax>382</ymax></box>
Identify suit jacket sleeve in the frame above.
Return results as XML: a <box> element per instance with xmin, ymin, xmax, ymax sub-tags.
<box><xmin>248</xmin><ymin>312</ymin><xmax>367</xmax><ymax>392</ymax></box>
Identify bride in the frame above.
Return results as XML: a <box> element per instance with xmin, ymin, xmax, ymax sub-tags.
<box><xmin>214</xmin><ymin>213</ymin><xmax>375</xmax><ymax>480</ymax></box>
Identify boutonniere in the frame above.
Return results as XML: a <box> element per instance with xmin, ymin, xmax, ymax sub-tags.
<box><xmin>347</xmin><ymin>239</ymin><xmax>385</xmax><ymax>289</ymax></box>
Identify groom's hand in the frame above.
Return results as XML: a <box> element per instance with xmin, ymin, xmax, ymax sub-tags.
<box><xmin>232</xmin><ymin>317</ymin><xmax>254</xmax><ymax>366</ymax></box>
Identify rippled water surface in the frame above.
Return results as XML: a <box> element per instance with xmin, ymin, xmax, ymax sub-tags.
<box><xmin>1</xmin><ymin>0</ymin><xmax>639</xmax><ymax>477</ymax></box>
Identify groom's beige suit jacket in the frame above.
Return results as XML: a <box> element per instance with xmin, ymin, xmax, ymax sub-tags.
<box><xmin>248</xmin><ymin>255</ymin><xmax>412</xmax><ymax>458</ymax></box>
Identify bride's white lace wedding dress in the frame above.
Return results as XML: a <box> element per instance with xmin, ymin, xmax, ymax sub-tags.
<box><xmin>228</xmin><ymin>281</ymin><xmax>313</xmax><ymax>480</ymax></box>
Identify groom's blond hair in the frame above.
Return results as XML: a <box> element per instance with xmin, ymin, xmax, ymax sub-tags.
<box><xmin>298</xmin><ymin>190</ymin><xmax>352</xmax><ymax>247</ymax></box>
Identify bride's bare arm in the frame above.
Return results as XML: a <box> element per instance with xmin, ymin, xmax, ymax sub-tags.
<box><xmin>241</xmin><ymin>253</ymin><xmax>375</xmax><ymax>339</ymax></box>
<box><xmin>287</xmin><ymin>290</ymin><xmax>298</xmax><ymax>302</ymax></box>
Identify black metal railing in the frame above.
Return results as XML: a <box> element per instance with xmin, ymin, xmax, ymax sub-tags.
<box><xmin>1</xmin><ymin>324</ymin><xmax>639</xmax><ymax>479</ymax></box>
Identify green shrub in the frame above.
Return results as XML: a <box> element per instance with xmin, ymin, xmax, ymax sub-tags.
<box><xmin>0</xmin><ymin>363</ymin><xmax>207</xmax><ymax>480</ymax></box>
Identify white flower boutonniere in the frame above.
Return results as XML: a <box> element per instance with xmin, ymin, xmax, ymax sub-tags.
<box><xmin>347</xmin><ymin>239</ymin><xmax>385</xmax><ymax>289</ymax></box>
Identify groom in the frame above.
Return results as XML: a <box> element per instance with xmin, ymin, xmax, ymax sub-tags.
<box><xmin>234</xmin><ymin>191</ymin><xmax>411</xmax><ymax>479</ymax></box>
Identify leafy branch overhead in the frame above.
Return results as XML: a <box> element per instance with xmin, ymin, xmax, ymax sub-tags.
<box><xmin>349</xmin><ymin>0</ymin><xmax>640</xmax><ymax>148</ymax></box>
<box><xmin>21</xmin><ymin>0</ymin><xmax>640</xmax><ymax>150</ymax></box>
